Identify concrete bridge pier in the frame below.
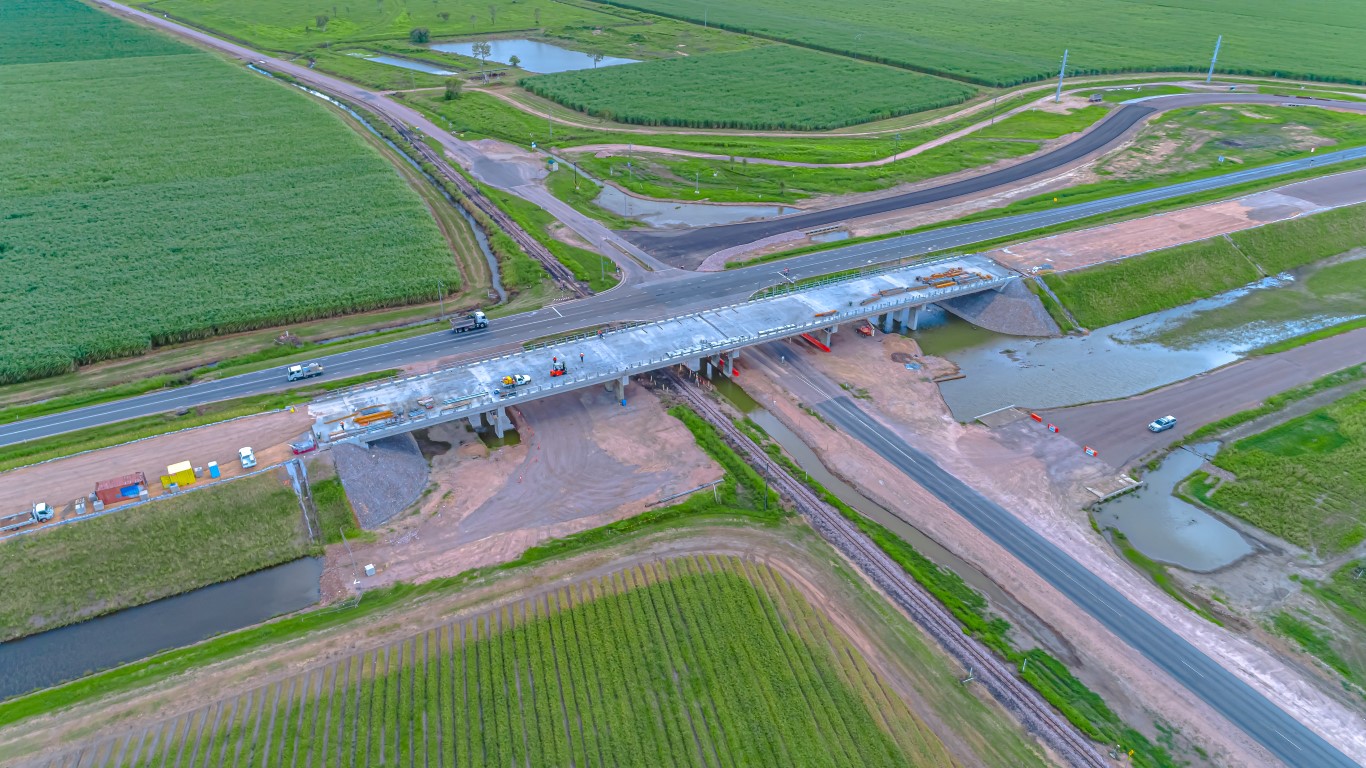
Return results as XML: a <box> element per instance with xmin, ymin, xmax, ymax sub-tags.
<box><xmin>468</xmin><ymin>411</ymin><xmax>484</xmax><ymax>430</ymax></box>
<box><xmin>880</xmin><ymin>312</ymin><xmax>894</xmax><ymax>334</ymax></box>
<box><xmin>492</xmin><ymin>406</ymin><xmax>512</xmax><ymax>438</ymax></box>
<box><xmin>896</xmin><ymin>307</ymin><xmax>912</xmax><ymax>332</ymax></box>
<box><xmin>728</xmin><ymin>348</ymin><xmax>742</xmax><ymax>376</ymax></box>
<box><xmin>685</xmin><ymin>358</ymin><xmax>699</xmax><ymax>373</ymax></box>
<box><xmin>615</xmin><ymin>375</ymin><xmax>629</xmax><ymax>406</ymax></box>
<box><xmin>822</xmin><ymin>326</ymin><xmax>837</xmax><ymax>347</ymax></box>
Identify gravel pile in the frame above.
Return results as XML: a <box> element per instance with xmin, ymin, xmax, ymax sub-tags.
<box><xmin>938</xmin><ymin>278</ymin><xmax>1059</xmax><ymax>336</ymax></box>
<box><xmin>332</xmin><ymin>434</ymin><xmax>429</xmax><ymax>530</ymax></box>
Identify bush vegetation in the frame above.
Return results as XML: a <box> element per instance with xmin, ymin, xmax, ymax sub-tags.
<box><xmin>0</xmin><ymin>1</ymin><xmax>458</xmax><ymax>385</ymax></box>
<box><xmin>0</xmin><ymin>471</ymin><xmax>312</xmax><ymax>642</ymax></box>
<box><xmin>590</xmin><ymin>0</ymin><xmax>1366</xmax><ymax>86</ymax></box>
<box><xmin>521</xmin><ymin>46</ymin><xmax>977</xmax><ymax>130</ymax></box>
<box><xmin>1204</xmin><ymin>389</ymin><xmax>1366</xmax><ymax>553</ymax></box>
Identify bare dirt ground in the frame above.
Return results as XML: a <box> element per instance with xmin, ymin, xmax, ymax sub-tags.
<box><xmin>989</xmin><ymin>168</ymin><xmax>1366</xmax><ymax>273</ymax></box>
<box><xmin>735</xmin><ymin>333</ymin><xmax>1366</xmax><ymax>766</ymax></box>
<box><xmin>0</xmin><ymin>410</ymin><xmax>311</xmax><ymax>528</ymax></box>
<box><xmin>319</xmin><ymin>381</ymin><xmax>721</xmax><ymax>599</ymax></box>
<box><xmin>0</xmin><ymin>525</ymin><xmax>1029</xmax><ymax>768</ymax></box>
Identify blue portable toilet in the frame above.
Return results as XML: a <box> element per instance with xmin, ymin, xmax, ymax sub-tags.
<box><xmin>208</xmin><ymin>461</ymin><xmax>221</xmax><ymax>479</ymax></box>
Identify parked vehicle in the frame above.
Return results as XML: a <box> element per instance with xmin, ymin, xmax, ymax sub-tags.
<box><xmin>286</xmin><ymin>362</ymin><xmax>324</xmax><ymax>382</ymax></box>
<box><xmin>550</xmin><ymin>358</ymin><xmax>567</xmax><ymax>377</ymax></box>
<box><xmin>239</xmin><ymin>447</ymin><xmax>257</xmax><ymax>468</ymax></box>
<box><xmin>501</xmin><ymin>374</ymin><xmax>532</xmax><ymax>389</ymax></box>
<box><xmin>1147</xmin><ymin>415</ymin><xmax>1177</xmax><ymax>433</ymax></box>
<box><xmin>451</xmin><ymin>310</ymin><xmax>489</xmax><ymax>334</ymax></box>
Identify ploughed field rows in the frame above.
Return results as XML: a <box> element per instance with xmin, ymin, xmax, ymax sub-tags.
<box><xmin>0</xmin><ymin>0</ymin><xmax>458</xmax><ymax>385</ymax></box>
<box><xmin>590</xmin><ymin>0</ymin><xmax>1366</xmax><ymax>86</ymax></box>
<box><xmin>37</xmin><ymin>557</ymin><xmax>961</xmax><ymax>767</ymax></box>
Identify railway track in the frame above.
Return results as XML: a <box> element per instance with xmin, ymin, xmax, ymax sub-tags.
<box><xmin>661</xmin><ymin>369</ymin><xmax>1111</xmax><ymax>768</ymax></box>
<box><xmin>284</xmin><ymin>75</ymin><xmax>591</xmax><ymax>298</ymax></box>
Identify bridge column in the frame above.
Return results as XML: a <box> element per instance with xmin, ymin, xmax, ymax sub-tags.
<box><xmin>881</xmin><ymin>312</ymin><xmax>895</xmax><ymax>334</ymax></box>
<box><xmin>468</xmin><ymin>411</ymin><xmax>484</xmax><ymax>430</ymax></box>
<box><xmin>704</xmin><ymin>357</ymin><xmax>714</xmax><ymax>378</ymax></box>
<box><xmin>823</xmin><ymin>325</ymin><xmax>837</xmax><ymax>347</ymax></box>
<box><xmin>909</xmin><ymin>306</ymin><xmax>921</xmax><ymax>332</ymax></box>
<box><xmin>685</xmin><ymin>358</ymin><xmax>699</xmax><ymax>372</ymax></box>
<box><xmin>616</xmin><ymin>376</ymin><xmax>629</xmax><ymax>406</ymax></box>
<box><xmin>729</xmin><ymin>348</ymin><xmax>741</xmax><ymax>377</ymax></box>
<box><xmin>896</xmin><ymin>308</ymin><xmax>911</xmax><ymax>332</ymax></box>
<box><xmin>493</xmin><ymin>406</ymin><xmax>511</xmax><ymax>439</ymax></box>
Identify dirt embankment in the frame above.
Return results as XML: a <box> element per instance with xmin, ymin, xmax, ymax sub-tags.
<box><xmin>736</xmin><ymin>335</ymin><xmax>1286</xmax><ymax>767</ymax></box>
<box><xmin>319</xmin><ymin>381</ymin><xmax>722</xmax><ymax>600</ymax></box>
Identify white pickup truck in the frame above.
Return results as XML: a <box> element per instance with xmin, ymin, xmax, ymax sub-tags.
<box><xmin>286</xmin><ymin>362</ymin><xmax>324</xmax><ymax>382</ymax></box>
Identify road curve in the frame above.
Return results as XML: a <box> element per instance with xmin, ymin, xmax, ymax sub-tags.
<box><xmin>624</xmin><ymin>93</ymin><xmax>1366</xmax><ymax>262</ymax></box>
<box><xmin>758</xmin><ymin>343</ymin><xmax>1360</xmax><ymax>767</ymax></box>
<box><xmin>4</xmin><ymin>145</ymin><xmax>1365</xmax><ymax>449</ymax></box>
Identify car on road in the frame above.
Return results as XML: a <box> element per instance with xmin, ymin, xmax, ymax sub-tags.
<box><xmin>1147</xmin><ymin>415</ymin><xmax>1177</xmax><ymax>433</ymax></box>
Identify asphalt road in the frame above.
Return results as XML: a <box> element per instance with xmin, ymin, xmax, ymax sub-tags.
<box><xmin>755</xmin><ymin>343</ymin><xmax>1357</xmax><ymax>768</ymax></box>
<box><xmin>6</xmin><ymin>144</ymin><xmax>1366</xmax><ymax>449</ymax></box>
<box><xmin>624</xmin><ymin>93</ymin><xmax>1366</xmax><ymax>263</ymax></box>
<box><xmin>1041</xmin><ymin>326</ymin><xmax>1366</xmax><ymax>465</ymax></box>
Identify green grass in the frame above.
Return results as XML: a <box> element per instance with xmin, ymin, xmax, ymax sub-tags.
<box><xmin>0</xmin><ymin>371</ymin><xmax>396</xmax><ymax>473</ymax></box>
<box><xmin>579</xmin><ymin>138</ymin><xmax>1037</xmax><ymax>202</ymax></box>
<box><xmin>1109</xmin><ymin>531</ymin><xmax>1221</xmax><ymax>625</ymax></box>
<box><xmin>1182</xmin><ymin>364</ymin><xmax>1366</xmax><ymax>444</ymax></box>
<box><xmin>1076</xmin><ymin>85</ymin><xmax>1193</xmax><ymax>103</ymax></box>
<box><xmin>0</xmin><ymin>0</ymin><xmax>185</xmax><ymax>65</ymax></box>
<box><xmin>974</xmin><ymin>106</ymin><xmax>1108</xmax><ymax>139</ymax></box>
<box><xmin>587</xmin><ymin>0</ymin><xmax>1366</xmax><ymax>87</ymax></box>
<box><xmin>0</xmin><ymin>471</ymin><xmax>312</xmax><ymax>643</ymax></box>
<box><xmin>476</xmin><ymin>180</ymin><xmax>621</xmax><ymax>291</ymax></box>
<box><xmin>0</xmin><ymin>1</ymin><xmax>458</xmax><ymax>385</ymax></box>
<box><xmin>1023</xmin><ymin>278</ymin><xmax>1076</xmax><ymax>333</ymax></box>
<box><xmin>1272</xmin><ymin>612</ymin><xmax>1362</xmax><ymax>688</ymax></box>
<box><xmin>310</xmin><ymin>475</ymin><xmax>361</xmax><ymax>544</ymax></box>
<box><xmin>1045</xmin><ymin>200</ymin><xmax>1366</xmax><ymax>330</ymax></box>
<box><xmin>1304</xmin><ymin>560</ymin><xmax>1366</xmax><ymax>631</ymax></box>
<box><xmin>1256</xmin><ymin>317</ymin><xmax>1366</xmax><ymax>354</ymax></box>
<box><xmin>543</xmin><ymin>167</ymin><xmax>640</xmax><ymax>229</ymax></box>
<box><xmin>1205</xmin><ymin>389</ymin><xmax>1366</xmax><ymax>553</ymax></box>
<box><xmin>1044</xmin><ymin>238</ymin><xmax>1259</xmax><ymax>328</ymax></box>
<box><xmin>144</xmin><ymin>0</ymin><xmax>627</xmax><ymax>51</ymax></box>
<box><xmin>34</xmin><ymin>558</ymin><xmax>962</xmax><ymax>767</ymax></box>
<box><xmin>521</xmin><ymin>45</ymin><xmax>976</xmax><ymax>130</ymax></box>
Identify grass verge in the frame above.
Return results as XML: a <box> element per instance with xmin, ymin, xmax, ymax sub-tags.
<box><xmin>1181</xmin><ymin>363</ymin><xmax>1366</xmax><ymax>444</ymax></box>
<box><xmin>1109</xmin><ymin>530</ymin><xmax>1221</xmax><ymax>625</ymax></box>
<box><xmin>0</xmin><ymin>371</ymin><xmax>396</xmax><ymax>474</ymax></box>
<box><xmin>0</xmin><ymin>471</ymin><xmax>312</xmax><ymax>643</ymax></box>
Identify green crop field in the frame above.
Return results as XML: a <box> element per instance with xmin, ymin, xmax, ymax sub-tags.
<box><xmin>0</xmin><ymin>470</ymin><xmax>312</xmax><ymax>643</ymax></box>
<box><xmin>51</xmin><ymin>557</ymin><xmax>966</xmax><ymax>767</ymax></box>
<box><xmin>521</xmin><ymin>46</ymin><xmax>977</xmax><ymax>130</ymax></box>
<box><xmin>0</xmin><ymin>0</ymin><xmax>459</xmax><ymax>385</ymax></box>
<box><xmin>144</xmin><ymin>0</ymin><xmax>626</xmax><ymax>51</ymax></box>
<box><xmin>1202</xmin><ymin>389</ymin><xmax>1366</xmax><ymax>554</ymax></box>
<box><xmin>589</xmin><ymin>0</ymin><xmax>1366</xmax><ymax>86</ymax></box>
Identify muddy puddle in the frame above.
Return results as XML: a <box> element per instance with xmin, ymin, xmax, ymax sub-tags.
<box><xmin>706</xmin><ymin>376</ymin><xmax>1069</xmax><ymax>652</ymax></box>
<box><xmin>1093</xmin><ymin>442</ymin><xmax>1253</xmax><ymax>571</ymax></box>
<box><xmin>592</xmin><ymin>183</ymin><xmax>799</xmax><ymax>228</ymax></box>
<box><xmin>0</xmin><ymin>558</ymin><xmax>323</xmax><ymax>701</ymax></box>
<box><xmin>916</xmin><ymin>267</ymin><xmax>1362</xmax><ymax>420</ymax></box>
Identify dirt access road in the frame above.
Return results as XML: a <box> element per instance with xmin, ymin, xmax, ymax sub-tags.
<box><xmin>1041</xmin><ymin>326</ymin><xmax>1366</xmax><ymax>467</ymax></box>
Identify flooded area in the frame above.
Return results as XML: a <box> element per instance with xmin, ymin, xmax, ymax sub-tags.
<box><xmin>430</xmin><ymin>39</ymin><xmax>637</xmax><ymax>73</ymax></box>
<box><xmin>593</xmin><ymin>182</ymin><xmax>799</xmax><ymax>228</ymax></box>
<box><xmin>918</xmin><ymin>268</ymin><xmax>1361</xmax><ymax>420</ymax></box>
<box><xmin>361</xmin><ymin>54</ymin><xmax>456</xmax><ymax>76</ymax></box>
<box><xmin>0</xmin><ymin>558</ymin><xmax>323</xmax><ymax>701</ymax></box>
<box><xmin>1093</xmin><ymin>443</ymin><xmax>1254</xmax><ymax>571</ymax></box>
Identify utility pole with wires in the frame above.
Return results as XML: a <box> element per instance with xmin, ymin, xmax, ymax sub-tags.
<box><xmin>340</xmin><ymin>527</ymin><xmax>360</xmax><ymax>586</ymax></box>
<box><xmin>1206</xmin><ymin>34</ymin><xmax>1223</xmax><ymax>83</ymax></box>
<box><xmin>1054</xmin><ymin>48</ymin><xmax>1068</xmax><ymax>103</ymax></box>
<box><xmin>437</xmin><ymin>278</ymin><xmax>445</xmax><ymax>318</ymax></box>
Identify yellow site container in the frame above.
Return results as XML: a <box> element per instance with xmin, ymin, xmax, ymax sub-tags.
<box><xmin>162</xmin><ymin>461</ymin><xmax>195</xmax><ymax>489</ymax></box>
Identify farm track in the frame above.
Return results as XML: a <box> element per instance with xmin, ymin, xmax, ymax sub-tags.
<box><xmin>659</xmin><ymin>369</ymin><xmax>1108</xmax><ymax>768</ymax></box>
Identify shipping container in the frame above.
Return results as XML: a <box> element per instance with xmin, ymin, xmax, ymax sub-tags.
<box><xmin>94</xmin><ymin>472</ymin><xmax>148</xmax><ymax>505</ymax></box>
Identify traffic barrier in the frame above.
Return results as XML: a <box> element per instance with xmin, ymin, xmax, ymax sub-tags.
<box><xmin>1047</xmin><ymin>423</ymin><xmax>1059</xmax><ymax>433</ymax></box>
<box><xmin>1084</xmin><ymin>446</ymin><xmax>1098</xmax><ymax>457</ymax></box>
<box><xmin>1029</xmin><ymin>412</ymin><xmax>1043</xmax><ymax>422</ymax></box>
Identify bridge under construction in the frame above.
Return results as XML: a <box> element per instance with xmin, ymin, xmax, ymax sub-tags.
<box><xmin>308</xmin><ymin>254</ymin><xmax>1014</xmax><ymax>446</ymax></box>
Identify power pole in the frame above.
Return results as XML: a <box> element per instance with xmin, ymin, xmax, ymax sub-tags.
<box><xmin>1054</xmin><ymin>48</ymin><xmax>1068</xmax><ymax>103</ymax></box>
<box><xmin>1206</xmin><ymin>34</ymin><xmax>1223</xmax><ymax>83</ymax></box>
<box><xmin>437</xmin><ymin>278</ymin><xmax>445</xmax><ymax>318</ymax></box>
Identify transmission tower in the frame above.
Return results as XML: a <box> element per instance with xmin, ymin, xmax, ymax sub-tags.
<box><xmin>1206</xmin><ymin>35</ymin><xmax>1223</xmax><ymax>83</ymax></box>
<box><xmin>1054</xmin><ymin>49</ymin><xmax>1069</xmax><ymax>103</ymax></box>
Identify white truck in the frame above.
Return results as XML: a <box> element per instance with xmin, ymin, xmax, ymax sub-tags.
<box><xmin>286</xmin><ymin>362</ymin><xmax>324</xmax><ymax>382</ymax></box>
<box><xmin>239</xmin><ymin>447</ymin><xmax>257</xmax><ymax>469</ymax></box>
<box><xmin>450</xmin><ymin>310</ymin><xmax>489</xmax><ymax>334</ymax></box>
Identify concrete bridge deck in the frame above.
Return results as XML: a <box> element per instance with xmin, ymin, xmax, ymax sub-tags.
<box><xmin>309</xmin><ymin>254</ymin><xmax>1014</xmax><ymax>445</ymax></box>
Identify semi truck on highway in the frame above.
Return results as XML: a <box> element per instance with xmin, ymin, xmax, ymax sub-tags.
<box><xmin>451</xmin><ymin>311</ymin><xmax>489</xmax><ymax>334</ymax></box>
<box><xmin>287</xmin><ymin>362</ymin><xmax>324</xmax><ymax>382</ymax></box>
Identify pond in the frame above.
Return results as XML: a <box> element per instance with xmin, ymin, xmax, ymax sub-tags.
<box><xmin>1092</xmin><ymin>442</ymin><xmax>1254</xmax><ymax>571</ymax></box>
<box><xmin>430</xmin><ymin>39</ymin><xmax>637</xmax><ymax>73</ymax></box>
<box><xmin>0</xmin><ymin>558</ymin><xmax>323</xmax><ymax>701</ymax></box>
<box><xmin>362</xmin><ymin>54</ymin><xmax>457</xmax><ymax>76</ymax></box>
<box><xmin>916</xmin><ymin>271</ymin><xmax>1359</xmax><ymax>420</ymax></box>
<box><xmin>592</xmin><ymin>180</ymin><xmax>799</xmax><ymax>228</ymax></box>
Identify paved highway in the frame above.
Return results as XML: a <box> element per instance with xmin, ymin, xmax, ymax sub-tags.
<box><xmin>5</xmin><ymin>145</ymin><xmax>1365</xmax><ymax>448</ymax></box>
<box><xmin>755</xmin><ymin>343</ymin><xmax>1358</xmax><ymax>768</ymax></box>
<box><xmin>627</xmin><ymin>94</ymin><xmax>1366</xmax><ymax>263</ymax></box>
